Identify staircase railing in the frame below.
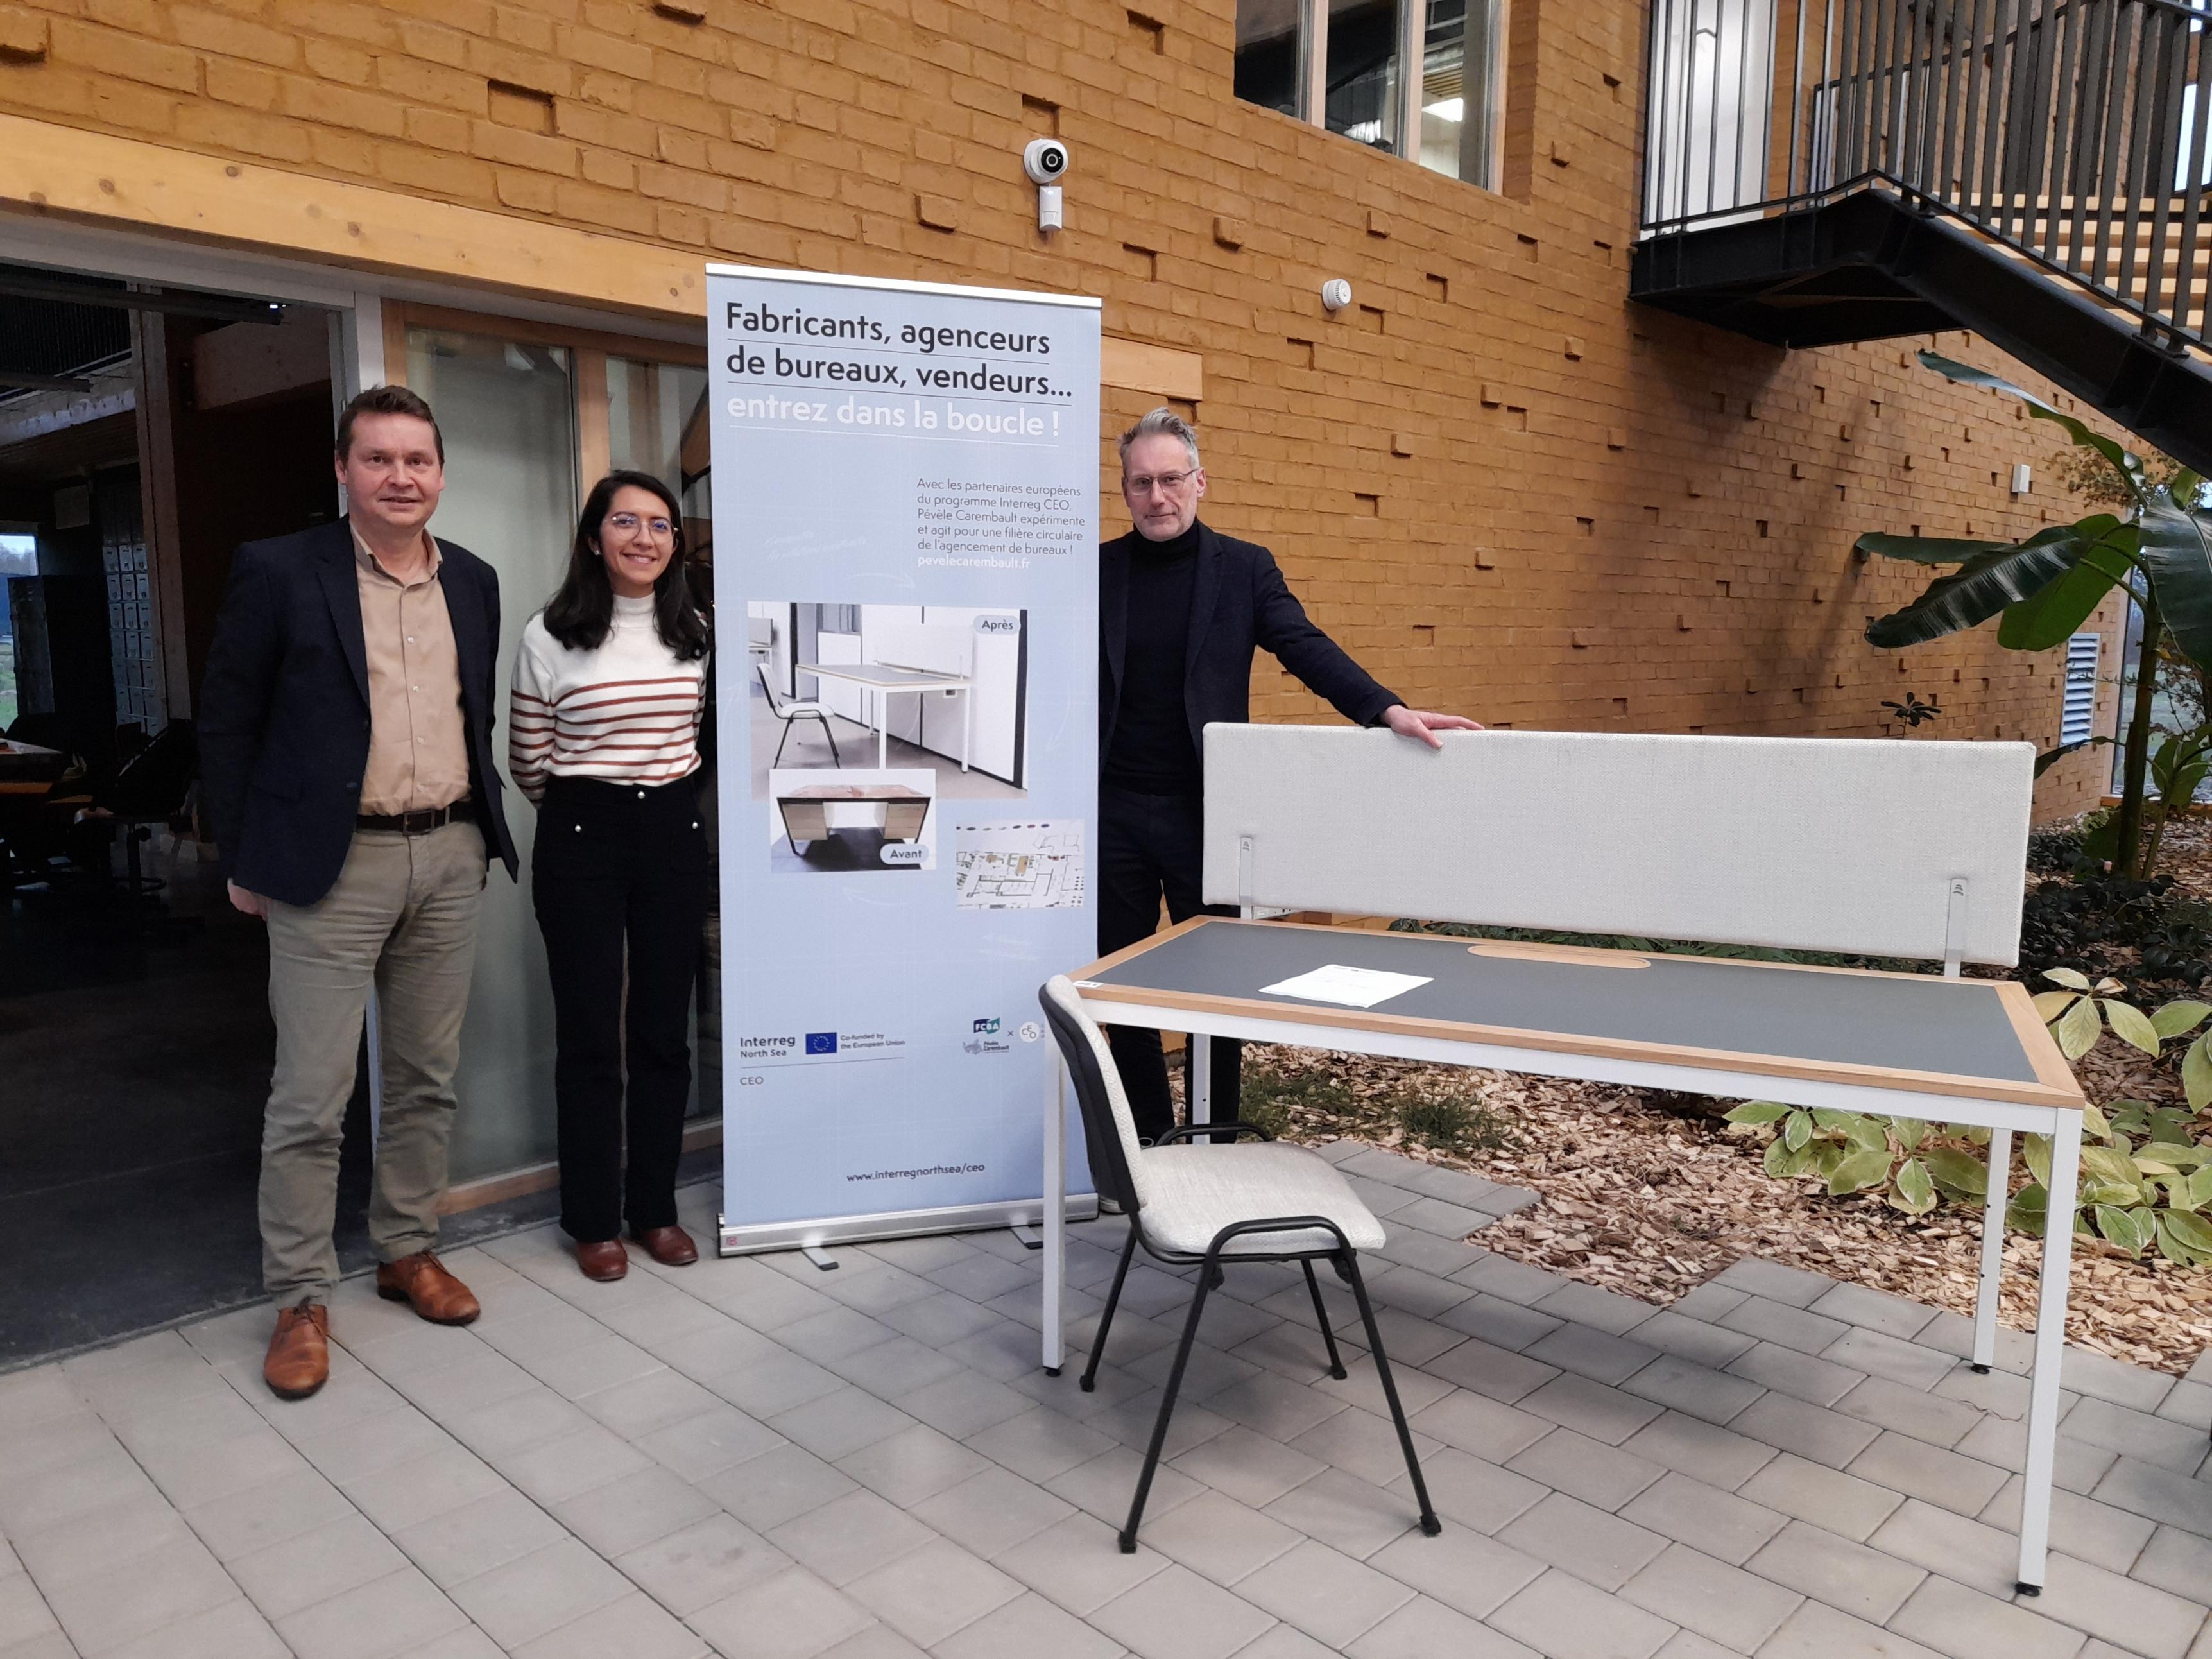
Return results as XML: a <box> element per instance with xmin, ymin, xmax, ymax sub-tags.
<box><xmin>1642</xmin><ymin>0</ymin><xmax>2212</xmax><ymax>352</ymax></box>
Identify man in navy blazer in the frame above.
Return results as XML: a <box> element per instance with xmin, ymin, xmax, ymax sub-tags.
<box><xmin>1099</xmin><ymin>408</ymin><xmax>1477</xmax><ymax>1144</ymax></box>
<box><xmin>200</xmin><ymin>385</ymin><xmax>518</xmax><ymax>1400</ymax></box>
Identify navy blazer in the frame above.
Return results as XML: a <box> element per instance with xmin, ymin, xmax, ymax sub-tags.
<box><xmin>1099</xmin><ymin>520</ymin><xmax>1400</xmax><ymax>775</ymax></box>
<box><xmin>198</xmin><ymin>518</ymin><xmax>520</xmax><ymax>907</ymax></box>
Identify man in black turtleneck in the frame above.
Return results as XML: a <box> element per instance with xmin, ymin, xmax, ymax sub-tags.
<box><xmin>1098</xmin><ymin>409</ymin><xmax>1479</xmax><ymax>1144</ymax></box>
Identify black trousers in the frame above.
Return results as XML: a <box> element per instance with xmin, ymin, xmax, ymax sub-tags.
<box><xmin>532</xmin><ymin>776</ymin><xmax>712</xmax><ymax>1244</ymax></box>
<box><xmin>1097</xmin><ymin>784</ymin><xmax>1241</xmax><ymax>1144</ymax></box>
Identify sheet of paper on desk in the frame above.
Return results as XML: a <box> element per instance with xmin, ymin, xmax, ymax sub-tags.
<box><xmin>1260</xmin><ymin>965</ymin><xmax>1434</xmax><ymax>1009</ymax></box>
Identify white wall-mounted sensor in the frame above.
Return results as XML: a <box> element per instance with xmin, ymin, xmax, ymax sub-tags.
<box><xmin>2011</xmin><ymin>462</ymin><xmax>2032</xmax><ymax>497</ymax></box>
<box><xmin>1321</xmin><ymin>279</ymin><xmax>1353</xmax><ymax>312</ymax></box>
<box><xmin>1023</xmin><ymin>138</ymin><xmax>1069</xmax><ymax>233</ymax></box>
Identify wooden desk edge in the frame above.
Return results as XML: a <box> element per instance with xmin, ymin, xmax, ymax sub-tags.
<box><xmin>1072</xmin><ymin>918</ymin><xmax>2088</xmax><ymax>1112</ymax></box>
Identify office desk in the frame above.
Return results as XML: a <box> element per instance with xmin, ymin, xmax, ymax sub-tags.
<box><xmin>1042</xmin><ymin>917</ymin><xmax>2085</xmax><ymax>1591</ymax></box>
<box><xmin>797</xmin><ymin>662</ymin><xmax>972</xmax><ymax>771</ymax></box>
<box><xmin>775</xmin><ymin>783</ymin><xmax>931</xmax><ymax>847</ymax></box>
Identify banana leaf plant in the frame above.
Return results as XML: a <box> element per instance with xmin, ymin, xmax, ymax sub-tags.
<box><xmin>1855</xmin><ymin>351</ymin><xmax>2212</xmax><ymax>877</ymax></box>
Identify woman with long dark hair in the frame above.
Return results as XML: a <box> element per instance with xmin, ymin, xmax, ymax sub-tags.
<box><xmin>511</xmin><ymin>470</ymin><xmax>712</xmax><ymax>1281</ymax></box>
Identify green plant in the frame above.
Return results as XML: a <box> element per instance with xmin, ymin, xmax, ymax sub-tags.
<box><xmin>1394</xmin><ymin>1090</ymin><xmax>1515</xmax><ymax>1156</ymax></box>
<box><xmin>1855</xmin><ymin>350</ymin><xmax>2212</xmax><ymax>879</ymax></box>
<box><xmin>1727</xmin><ymin>969</ymin><xmax>2212</xmax><ymax>1264</ymax></box>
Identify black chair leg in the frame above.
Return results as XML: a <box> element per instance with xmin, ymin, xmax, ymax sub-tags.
<box><xmin>1082</xmin><ymin>1229</ymin><xmax>1138</xmax><ymax>1393</ymax></box>
<box><xmin>1341</xmin><ymin>1251</ymin><xmax>1441</xmax><ymax>1536</ymax></box>
<box><xmin>1121</xmin><ymin>1252</ymin><xmax>1217</xmax><ymax>1552</ymax></box>
<box><xmin>1301</xmin><ymin>1260</ymin><xmax>1348</xmax><ymax>1380</ymax></box>
<box><xmin>819</xmin><ymin>717</ymin><xmax>841</xmax><ymax>765</ymax></box>
<box><xmin>775</xmin><ymin>721</ymin><xmax>794</xmax><ymax>766</ymax></box>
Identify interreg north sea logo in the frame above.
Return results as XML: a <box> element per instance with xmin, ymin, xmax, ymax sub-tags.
<box><xmin>805</xmin><ymin>1032</ymin><xmax>839</xmax><ymax>1055</ymax></box>
<box><xmin>972</xmin><ymin>1017</ymin><xmax>1001</xmax><ymax>1035</ymax></box>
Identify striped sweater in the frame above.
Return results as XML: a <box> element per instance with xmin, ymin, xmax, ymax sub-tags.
<box><xmin>509</xmin><ymin>594</ymin><xmax>707</xmax><ymax>803</ymax></box>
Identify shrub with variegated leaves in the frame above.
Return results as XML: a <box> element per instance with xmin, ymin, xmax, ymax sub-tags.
<box><xmin>1724</xmin><ymin>969</ymin><xmax>2212</xmax><ymax>1266</ymax></box>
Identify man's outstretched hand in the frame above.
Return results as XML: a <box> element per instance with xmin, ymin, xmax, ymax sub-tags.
<box><xmin>1380</xmin><ymin>705</ymin><xmax>1484</xmax><ymax>750</ymax></box>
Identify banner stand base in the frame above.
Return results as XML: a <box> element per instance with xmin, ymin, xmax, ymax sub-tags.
<box><xmin>719</xmin><ymin>1194</ymin><xmax>1101</xmax><ymax>1257</ymax></box>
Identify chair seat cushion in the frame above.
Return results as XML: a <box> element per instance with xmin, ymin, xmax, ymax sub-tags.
<box><xmin>1133</xmin><ymin>1141</ymin><xmax>1387</xmax><ymax>1259</ymax></box>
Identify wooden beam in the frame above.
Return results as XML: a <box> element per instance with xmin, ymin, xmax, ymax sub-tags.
<box><xmin>0</xmin><ymin>113</ymin><xmax>708</xmax><ymax>322</ymax></box>
<box><xmin>1101</xmin><ymin>336</ymin><xmax>1203</xmax><ymax>401</ymax></box>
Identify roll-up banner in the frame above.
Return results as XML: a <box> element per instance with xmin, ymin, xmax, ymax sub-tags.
<box><xmin>707</xmin><ymin>265</ymin><xmax>1102</xmax><ymax>1254</ymax></box>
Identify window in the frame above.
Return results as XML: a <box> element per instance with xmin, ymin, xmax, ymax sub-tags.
<box><xmin>1235</xmin><ymin>0</ymin><xmax>1503</xmax><ymax>187</ymax></box>
<box><xmin>2061</xmin><ymin>633</ymin><xmax>2100</xmax><ymax>748</ymax></box>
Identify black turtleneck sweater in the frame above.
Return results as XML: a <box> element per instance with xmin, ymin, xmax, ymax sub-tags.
<box><xmin>1102</xmin><ymin>520</ymin><xmax>1202</xmax><ymax>795</ymax></box>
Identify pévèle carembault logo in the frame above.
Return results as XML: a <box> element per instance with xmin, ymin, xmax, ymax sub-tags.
<box><xmin>972</xmin><ymin>1017</ymin><xmax>1001</xmax><ymax>1035</ymax></box>
<box><xmin>805</xmin><ymin>1031</ymin><xmax>839</xmax><ymax>1054</ymax></box>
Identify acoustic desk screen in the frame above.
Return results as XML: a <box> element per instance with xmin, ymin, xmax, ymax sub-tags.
<box><xmin>1087</xmin><ymin>921</ymin><xmax>2052</xmax><ymax>1091</ymax></box>
<box><xmin>1200</xmin><ymin>727</ymin><xmax>2034</xmax><ymax>966</ymax></box>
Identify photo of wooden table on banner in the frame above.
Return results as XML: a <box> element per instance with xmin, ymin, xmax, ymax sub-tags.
<box><xmin>1040</xmin><ymin>725</ymin><xmax>2086</xmax><ymax>1595</ymax></box>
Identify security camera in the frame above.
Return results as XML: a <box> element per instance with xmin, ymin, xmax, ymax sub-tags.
<box><xmin>1023</xmin><ymin>138</ymin><xmax>1070</xmax><ymax>185</ymax></box>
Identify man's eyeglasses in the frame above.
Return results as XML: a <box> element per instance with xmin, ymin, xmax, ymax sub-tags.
<box><xmin>1124</xmin><ymin>468</ymin><xmax>1197</xmax><ymax>496</ymax></box>
<box><xmin>606</xmin><ymin>511</ymin><xmax>675</xmax><ymax>538</ymax></box>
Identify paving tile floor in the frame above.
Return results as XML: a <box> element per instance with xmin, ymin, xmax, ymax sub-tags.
<box><xmin>4</xmin><ymin>1143</ymin><xmax>2212</xmax><ymax>1659</ymax></box>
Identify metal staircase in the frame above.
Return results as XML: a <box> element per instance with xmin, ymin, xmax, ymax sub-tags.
<box><xmin>1630</xmin><ymin>0</ymin><xmax>2212</xmax><ymax>474</ymax></box>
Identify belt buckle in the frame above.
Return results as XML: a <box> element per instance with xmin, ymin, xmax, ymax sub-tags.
<box><xmin>400</xmin><ymin>807</ymin><xmax>436</xmax><ymax>835</ymax></box>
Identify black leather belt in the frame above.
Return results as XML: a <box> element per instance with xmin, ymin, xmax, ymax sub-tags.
<box><xmin>357</xmin><ymin>799</ymin><xmax>473</xmax><ymax>835</ymax></box>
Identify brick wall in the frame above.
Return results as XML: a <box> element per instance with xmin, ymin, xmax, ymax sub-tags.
<box><xmin>0</xmin><ymin>0</ymin><xmax>2130</xmax><ymax>817</ymax></box>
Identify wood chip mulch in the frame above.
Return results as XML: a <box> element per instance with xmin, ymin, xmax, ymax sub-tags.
<box><xmin>1226</xmin><ymin>958</ymin><xmax>2212</xmax><ymax>1377</ymax></box>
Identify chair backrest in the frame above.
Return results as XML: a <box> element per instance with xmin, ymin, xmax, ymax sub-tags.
<box><xmin>103</xmin><ymin>718</ymin><xmax>196</xmax><ymax>820</ymax></box>
<box><xmin>1203</xmin><ymin>726</ymin><xmax>2034</xmax><ymax>965</ymax></box>
<box><xmin>755</xmin><ymin>662</ymin><xmax>793</xmax><ymax>717</ymax></box>
<box><xmin>1040</xmin><ymin>976</ymin><xmax>1148</xmax><ymax>1216</ymax></box>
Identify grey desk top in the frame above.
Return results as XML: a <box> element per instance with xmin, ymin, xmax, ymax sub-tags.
<box><xmin>798</xmin><ymin>662</ymin><xmax>968</xmax><ymax>688</ymax></box>
<box><xmin>1084</xmin><ymin>920</ymin><xmax>2059</xmax><ymax>1093</ymax></box>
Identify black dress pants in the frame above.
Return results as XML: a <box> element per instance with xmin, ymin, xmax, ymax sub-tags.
<box><xmin>532</xmin><ymin>777</ymin><xmax>712</xmax><ymax>1244</ymax></box>
<box><xmin>1097</xmin><ymin>784</ymin><xmax>1241</xmax><ymax>1144</ymax></box>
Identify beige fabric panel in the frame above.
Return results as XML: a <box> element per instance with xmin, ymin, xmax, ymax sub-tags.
<box><xmin>1201</xmin><ymin>727</ymin><xmax>2032</xmax><ymax>967</ymax></box>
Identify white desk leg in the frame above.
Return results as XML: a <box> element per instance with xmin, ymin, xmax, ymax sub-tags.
<box><xmin>876</xmin><ymin>691</ymin><xmax>888</xmax><ymax>769</ymax></box>
<box><xmin>1189</xmin><ymin>1032</ymin><xmax>1211</xmax><ymax>1126</ymax></box>
<box><xmin>2016</xmin><ymin>1111</ymin><xmax>2080</xmax><ymax>1595</ymax></box>
<box><xmin>1042</xmin><ymin>1049</ymin><xmax>1067</xmax><ymax>1374</ymax></box>
<box><xmin>961</xmin><ymin>686</ymin><xmax>972</xmax><ymax>773</ymax></box>
<box><xmin>1973</xmin><ymin>1127</ymin><xmax>2013</xmax><ymax>1373</ymax></box>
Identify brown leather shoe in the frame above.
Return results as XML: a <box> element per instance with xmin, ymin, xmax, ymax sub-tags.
<box><xmin>375</xmin><ymin>1250</ymin><xmax>480</xmax><ymax>1325</ymax></box>
<box><xmin>263</xmin><ymin>1300</ymin><xmax>329</xmax><ymax>1400</ymax></box>
<box><xmin>577</xmin><ymin>1239</ymin><xmax>628</xmax><ymax>1282</ymax></box>
<box><xmin>631</xmin><ymin>1225</ymin><xmax>698</xmax><ymax>1267</ymax></box>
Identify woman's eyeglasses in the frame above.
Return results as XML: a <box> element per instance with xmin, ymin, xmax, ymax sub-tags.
<box><xmin>606</xmin><ymin>511</ymin><xmax>675</xmax><ymax>538</ymax></box>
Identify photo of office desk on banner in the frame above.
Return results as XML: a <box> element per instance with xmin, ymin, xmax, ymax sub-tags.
<box><xmin>773</xmin><ymin>781</ymin><xmax>932</xmax><ymax>872</ymax></box>
<box><xmin>1040</xmin><ymin>725</ymin><xmax>2087</xmax><ymax>1595</ymax></box>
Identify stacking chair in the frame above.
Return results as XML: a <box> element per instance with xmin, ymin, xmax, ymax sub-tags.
<box><xmin>756</xmin><ymin>664</ymin><xmax>841</xmax><ymax>767</ymax></box>
<box><xmin>1038</xmin><ymin>974</ymin><xmax>1441</xmax><ymax>1552</ymax></box>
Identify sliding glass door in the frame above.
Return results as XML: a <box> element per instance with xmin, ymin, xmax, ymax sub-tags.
<box><xmin>384</xmin><ymin>304</ymin><xmax>707</xmax><ymax>1191</ymax></box>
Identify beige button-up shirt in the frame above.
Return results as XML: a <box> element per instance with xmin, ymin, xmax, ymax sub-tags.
<box><xmin>352</xmin><ymin>524</ymin><xmax>470</xmax><ymax>816</ymax></box>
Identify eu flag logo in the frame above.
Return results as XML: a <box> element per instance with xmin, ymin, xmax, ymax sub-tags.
<box><xmin>805</xmin><ymin>1032</ymin><xmax>838</xmax><ymax>1054</ymax></box>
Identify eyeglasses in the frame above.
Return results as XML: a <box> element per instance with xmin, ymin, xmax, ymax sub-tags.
<box><xmin>606</xmin><ymin>511</ymin><xmax>674</xmax><ymax>538</ymax></box>
<box><xmin>1124</xmin><ymin>468</ymin><xmax>1197</xmax><ymax>496</ymax></box>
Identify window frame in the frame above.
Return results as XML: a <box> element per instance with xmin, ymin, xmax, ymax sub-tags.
<box><xmin>1266</xmin><ymin>0</ymin><xmax>1507</xmax><ymax>190</ymax></box>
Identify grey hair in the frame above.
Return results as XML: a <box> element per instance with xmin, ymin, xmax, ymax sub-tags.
<box><xmin>1117</xmin><ymin>408</ymin><xmax>1201</xmax><ymax>472</ymax></box>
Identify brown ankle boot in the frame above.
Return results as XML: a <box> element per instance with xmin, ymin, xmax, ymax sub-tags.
<box><xmin>375</xmin><ymin>1251</ymin><xmax>480</xmax><ymax>1325</ymax></box>
<box><xmin>264</xmin><ymin>1300</ymin><xmax>329</xmax><ymax>1400</ymax></box>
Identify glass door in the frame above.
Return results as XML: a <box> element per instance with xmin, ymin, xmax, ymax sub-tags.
<box><xmin>383</xmin><ymin>305</ymin><xmax>707</xmax><ymax>1189</ymax></box>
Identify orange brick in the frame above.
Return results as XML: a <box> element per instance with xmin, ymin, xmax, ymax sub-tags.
<box><xmin>171</xmin><ymin>8</ymin><xmax>300</xmax><ymax>69</ymax></box>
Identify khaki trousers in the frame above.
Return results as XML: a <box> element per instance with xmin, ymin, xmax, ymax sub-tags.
<box><xmin>260</xmin><ymin>821</ymin><xmax>486</xmax><ymax>1303</ymax></box>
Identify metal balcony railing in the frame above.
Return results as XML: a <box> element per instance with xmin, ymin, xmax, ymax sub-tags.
<box><xmin>1642</xmin><ymin>0</ymin><xmax>2212</xmax><ymax>353</ymax></box>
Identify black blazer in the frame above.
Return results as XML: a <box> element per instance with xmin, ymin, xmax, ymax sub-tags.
<box><xmin>198</xmin><ymin>519</ymin><xmax>520</xmax><ymax>907</ymax></box>
<box><xmin>1099</xmin><ymin>520</ymin><xmax>1400</xmax><ymax>773</ymax></box>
